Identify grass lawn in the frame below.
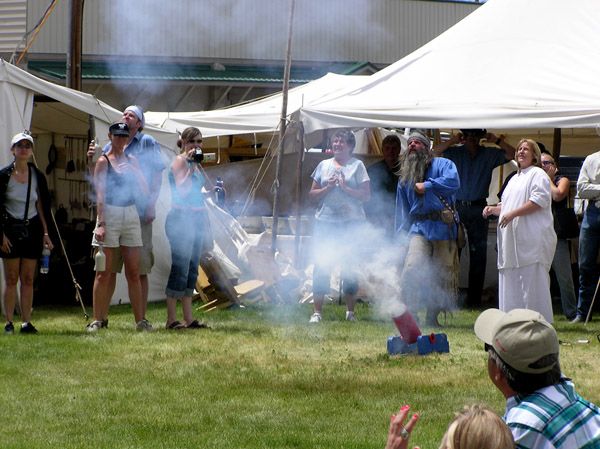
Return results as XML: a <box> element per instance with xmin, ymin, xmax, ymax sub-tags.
<box><xmin>1</xmin><ymin>301</ymin><xmax>599</xmax><ymax>449</ymax></box>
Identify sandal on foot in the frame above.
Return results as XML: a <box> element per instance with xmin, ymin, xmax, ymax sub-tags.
<box><xmin>186</xmin><ymin>320</ymin><xmax>209</xmax><ymax>329</ymax></box>
<box><xmin>166</xmin><ymin>321</ymin><xmax>186</xmax><ymax>330</ymax></box>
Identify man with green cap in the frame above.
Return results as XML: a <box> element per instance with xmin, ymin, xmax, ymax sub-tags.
<box><xmin>475</xmin><ymin>308</ymin><xmax>600</xmax><ymax>448</ymax></box>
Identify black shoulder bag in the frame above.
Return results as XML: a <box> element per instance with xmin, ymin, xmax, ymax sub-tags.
<box><xmin>5</xmin><ymin>165</ymin><xmax>32</xmax><ymax>242</ymax></box>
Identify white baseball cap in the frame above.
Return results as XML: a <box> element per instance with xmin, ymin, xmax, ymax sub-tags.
<box><xmin>11</xmin><ymin>132</ymin><xmax>34</xmax><ymax>147</ymax></box>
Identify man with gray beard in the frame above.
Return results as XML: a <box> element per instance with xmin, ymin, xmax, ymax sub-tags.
<box><xmin>395</xmin><ymin>131</ymin><xmax>460</xmax><ymax>326</ymax></box>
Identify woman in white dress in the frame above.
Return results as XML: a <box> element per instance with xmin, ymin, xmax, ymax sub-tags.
<box><xmin>483</xmin><ymin>139</ymin><xmax>556</xmax><ymax>322</ymax></box>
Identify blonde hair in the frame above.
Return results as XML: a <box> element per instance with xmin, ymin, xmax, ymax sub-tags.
<box><xmin>439</xmin><ymin>405</ymin><xmax>514</xmax><ymax>449</ymax></box>
<box><xmin>516</xmin><ymin>138</ymin><xmax>542</xmax><ymax>169</ymax></box>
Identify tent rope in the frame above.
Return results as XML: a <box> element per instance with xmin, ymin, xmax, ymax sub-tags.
<box><xmin>12</xmin><ymin>0</ymin><xmax>59</xmax><ymax>65</ymax></box>
<box><xmin>238</xmin><ymin>126</ymin><xmax>281</xmax><ymax>216</ymax></box>
<box><xmin>29</xmin><ymin>153</ymin><xmax>89</xmax><ymax>320</ymax></box>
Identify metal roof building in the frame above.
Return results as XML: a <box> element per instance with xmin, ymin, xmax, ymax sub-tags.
<box><xmin>2</xmin><ymin>0</ymin><xmax>479</xmax><ymax>111</ymax></box>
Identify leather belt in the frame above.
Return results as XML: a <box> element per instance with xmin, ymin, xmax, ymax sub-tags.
<box><xmin>456</xmin><ymin>199</ymin><xmax>487</xmax><ymax>207</ymax></box>
<box><xmin>413</xmin><ymin>211</ymin><xmax>443</xmax><ymax>222</ymax></box>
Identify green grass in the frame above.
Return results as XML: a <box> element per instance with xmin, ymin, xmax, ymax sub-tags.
<box><xmin>1</xmin><ymin>302</ymin><xmax>600</xmax><ymax>449</ymax></box>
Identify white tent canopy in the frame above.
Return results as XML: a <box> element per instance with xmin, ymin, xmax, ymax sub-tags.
<box><xmin>300</xmin><ymin>0</ymin><xmax>600</xmax><ymax>133</ymax></box>
<box><xmin>145</xmin><ymin>73</ymin><xmax>366</xmax><ymax>138</ymax></box>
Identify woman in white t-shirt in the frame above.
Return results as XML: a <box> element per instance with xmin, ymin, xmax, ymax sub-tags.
<box><xmin>0</xmin><ymin>132</ymin><xmax>54</xmax><ymax>334</ymax></box>
<box><xmin>308</xmin><ymin>130</ymin><xmax>370</xmax><ymax>323</ymax></box>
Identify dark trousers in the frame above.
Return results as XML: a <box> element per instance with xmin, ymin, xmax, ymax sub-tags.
<box><xmin>457</xmin><ymin>204</ymin><xmax>489</xmax><ymax>307</ymax></box>
<box><xmin>577</xmin><ymin>203</ymin><xmax>600</xmax><ymax>319</ymax></box>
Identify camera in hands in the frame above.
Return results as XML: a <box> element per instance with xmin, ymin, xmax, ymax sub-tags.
<box><xmin>191</xmin><ymin>148</ymin><xmax>204</xmax><ymax>163</ymax></box>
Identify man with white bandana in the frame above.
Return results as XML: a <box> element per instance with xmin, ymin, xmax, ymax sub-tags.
<box><xmin>88</xmin><ymin>105</ymin><xmax>165</xmax><ymax>331</ymax></box>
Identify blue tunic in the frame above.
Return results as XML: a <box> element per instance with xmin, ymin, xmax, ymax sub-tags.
<box><xmin>395</xmin><ymin>157</ymin><xmax>460</xmax><ymax>241</ymax></box>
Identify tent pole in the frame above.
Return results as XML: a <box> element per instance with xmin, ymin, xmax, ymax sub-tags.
<box><xmin>294</xmin><ymin>123</ymin><xmax>305</xmax><ymax>268</ymax></box>
<box><xmin>67</xmin><ymin>0</ymin><xmax>84</xmax><ymax>90</ymax></box>
<box><xmin>552</xmin><ymin>128</ymin><xmax>562</xmax><ymax>160</ymax></box>
<box><xmin>271</xmin><ymin>0</ymin><xmax>296</xmax><ymax>253</ymax></box>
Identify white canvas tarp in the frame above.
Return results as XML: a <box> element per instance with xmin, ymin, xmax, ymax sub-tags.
<box><xmin>145</xmin><ymin>73</ymin><xmax>366</xmax><ymax>137</ymax></box>
<box><xmin>300</xmin><ymin>0</ymin><xmax>600</xmax><ymax>133</ymax></box>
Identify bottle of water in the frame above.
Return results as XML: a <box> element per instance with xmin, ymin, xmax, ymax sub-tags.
<box><xmin>94</xmin><ymin>244</ymin><xmax>106</xmax><ymax>272</ymax></box>
<box><xmin>40</xmin><ymin>245</ymin><xmax>51</xmax><ymax>274</ymax></box>
<box><xmin>214</xmin><ymin>177</ymin><xmax>225</xmax><ymax>208</ymax></box>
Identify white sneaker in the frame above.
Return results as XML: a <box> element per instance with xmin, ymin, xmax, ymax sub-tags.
<box><xmin>136</xmin><ymin>319</ymin><xmax>154</xmax><ymax>332</ymax></box>
<box><xmin>309</xmin><ymin>313</ymin><xmax>322</xmax><ymax>323</ymax></box>
<box><xmin>346</xmin><ymin>311</ymin><xmax>356</xmax><ymax>322</ymax></box>
<box><xmin>86</xmin><ymin>320</ymin><xmax>103</xmax><ymax>333</ymax></box>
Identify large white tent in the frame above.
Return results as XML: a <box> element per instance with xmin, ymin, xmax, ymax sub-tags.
<box><xmin>145</xmin><ymin>73</ymin><xmax>366</xmax><ymax>138</ymax></box>
<box><xmin>300</xmin><ymin>0</ymin><xmax>600</xmax><ymax>135</ymax></box>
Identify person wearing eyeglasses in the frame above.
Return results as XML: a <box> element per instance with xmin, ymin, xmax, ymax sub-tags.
<box><xmin>540</xmin><ymin>151</ymin><xmax>578</xmax><ymax>321</ymax></box>
<box><xmin>163</xmin><ymin>127</ymin><xmax>211</xmax><ymax>330</ymax></box>
<box><xmin>0</xmin><ymin>132</ymin><xmax>54</xmax><ymax>334</ymax></box>
<box><xmin>434</xmin><ymin>129</ymin><xmax>516</xmax><ymax>309</ymax></box>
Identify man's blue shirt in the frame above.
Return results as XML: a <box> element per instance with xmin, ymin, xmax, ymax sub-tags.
<box><xmin>444</xmin><ymin>144</ymin><xmax>507</xmax><ymax>201</ymax></box>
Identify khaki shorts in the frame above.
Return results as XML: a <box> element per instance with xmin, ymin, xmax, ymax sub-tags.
<box><xmin>92</xmin><ymin>204</ymin><xmax>142</xmax><ymax>248</ymax></box>
<box><xmin>109</xmin><ymin>221</ymin><xmax>154</xmax><ymax>274</ymax></box>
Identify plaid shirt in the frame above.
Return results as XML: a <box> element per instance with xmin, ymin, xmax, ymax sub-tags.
<box><xmin>505</xmin><ymin>379</ymin><xmax>600</xmax><ymax>449</ymax></box>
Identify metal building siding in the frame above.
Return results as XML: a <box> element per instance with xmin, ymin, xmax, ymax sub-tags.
<box><xmin>0</xmin><ymin>0</ymin><xmax>27</xmax><ymax>54</ymax></box>
<box><xmin>25</xmin><ymin>0</ymin><xmax>477</xmax><ymax>63</ymax></box>
<box><xmin>25</xmin><ymin>0</ymin><xmax>66</xmax><ymax>53</ymax></box>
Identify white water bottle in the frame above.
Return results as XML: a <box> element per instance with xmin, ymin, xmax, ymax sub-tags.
<box><xmin>40</xmin><ymin>245</ymin><xmax>51</xmax><ymax>274</ymax></box>
<box><xmin>94</xmin><ymin>244</ymin><xmax>106</xmax><ymax>272</ymax></box>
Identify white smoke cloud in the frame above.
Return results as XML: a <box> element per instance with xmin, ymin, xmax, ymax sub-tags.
<box><xmin>91</xmin><ymin>0</ymin><xmax>389</xmax><ymax>103</ymax></box>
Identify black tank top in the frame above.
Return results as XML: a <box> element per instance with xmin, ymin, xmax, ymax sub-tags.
<box><xmin>103</xmin><ymin>155</ymin><xmax>136</xmax><ymax>207</ymax></box>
